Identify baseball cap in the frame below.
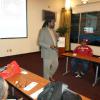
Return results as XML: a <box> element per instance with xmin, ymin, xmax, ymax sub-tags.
<box><xmin>82</xmin><ymin>39</ymin><xmax>88</xmax><ymax>43</ymax></box>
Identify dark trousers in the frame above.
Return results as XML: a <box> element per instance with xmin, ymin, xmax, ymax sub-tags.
<box><xmin>71</xmin><ymin>58</ymin><xmax>89</xmax><ymax>74</ymax></box>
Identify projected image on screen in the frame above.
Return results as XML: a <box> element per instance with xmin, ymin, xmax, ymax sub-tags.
<box><xmin>0</xmin><ymin>0</ymin><xmax>27</xmax><ymax>38</ymax></box>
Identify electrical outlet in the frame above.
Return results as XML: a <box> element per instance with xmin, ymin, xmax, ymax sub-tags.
<box><xmin>6</xmin><ymin>49</ymin><xmax>12</xmax><ymax>52</ymax></box>
<box><xmin>6</xmin><ymin>49</ymin><xmax>9</xmax><ymax>52</ymax></box>
<box><xmin>9</xmin><ymin>49</ymin><xmax>12</xmax><ymax>52</ymax></box>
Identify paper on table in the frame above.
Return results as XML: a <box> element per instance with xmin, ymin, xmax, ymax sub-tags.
<box><xmin>24</xmin><ymin>82</ymin><xmax>38</xmax><ymax>91</ymax></box>
<box><xmin>57</xmin><ymin>37</ymin><xmax>65</xmax><ymax>47</ymax></box>
<box><xmin>30</xmin><ymin>88</ymin><xmax>44</xmax><ymax>99</ymax></box>
<box><xmin>21</xmin><ymin>70</ymin><xmax>28</xmax><ymax>74</ymax></box>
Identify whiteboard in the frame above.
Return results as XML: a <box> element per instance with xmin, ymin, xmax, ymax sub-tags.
<box><xmin>0</xmin><ymin>0</ymin><xmax>27</xmax><ymax>38</ymax></box>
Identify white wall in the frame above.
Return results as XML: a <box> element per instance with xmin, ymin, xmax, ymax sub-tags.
<box><xmin>0</xmin><ymin>0</ymin><xmax>99</xmax><ymax>57</ymax></box>
<box><xmin>71</xmin><ymin>0</ymin><xmax>100</xmax><ymax>56</ymax></box>
<box><xmin>0</xmin><ymin>0</ymin><xmax>64</xmax><ymax>57</ymax></box>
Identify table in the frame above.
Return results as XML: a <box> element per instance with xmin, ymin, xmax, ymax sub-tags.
<box><xmin>6</xmin><ymin>68</ymin><xmax>91</xmax><ymax>100</ymax></box>
<box><xmin>62</xmin><ymin>52</ymin><xmax>100</xmax><ymax>87</ymax></box>
<box><xmin>6</xmin><ymin>68</ymin><xmax>49</xmax><ymax>100</ymax></box>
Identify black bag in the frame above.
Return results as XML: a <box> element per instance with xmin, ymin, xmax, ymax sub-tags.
<box><xmin>61</xmin><ymin>89</ymin><xmax>82</xmax><ymax>100</ymax></box>
<box><xmin>37</xmin><ymin>81</ymin><xmax>67</xmax><ymax>100</ymax></box>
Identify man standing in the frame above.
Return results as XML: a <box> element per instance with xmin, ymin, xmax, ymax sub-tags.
<box><xmin>38</xmin><ymin>18</ymin><xmax>58</xmax><ymax>81</ymax></box>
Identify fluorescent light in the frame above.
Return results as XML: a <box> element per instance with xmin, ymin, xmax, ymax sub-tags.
<box><xmin>81</xmin><ymin>0</ymin><xmax>88</xmax><ymax>4</ymax></box>
<box><xmin>65</xmin><ymin>0</ymin><xmax>71</xmax><ymax>10</ymax></box>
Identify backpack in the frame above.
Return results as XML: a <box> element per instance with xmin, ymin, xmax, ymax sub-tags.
<box><xmin>37</xmin><ymin>81</ymin><xmax>68</xmax><ymax>100</ymax></box>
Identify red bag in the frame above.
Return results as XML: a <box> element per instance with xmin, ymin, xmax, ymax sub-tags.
<box><xmin>0</xmin><ymin>60</ymin><xmax>21</xmax><ymax>79</ymax></box>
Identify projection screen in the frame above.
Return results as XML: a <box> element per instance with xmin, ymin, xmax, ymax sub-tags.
<box><xmin>0</xmin><ymin>0</ymin><xmax>27</xmax><ymax>39</ymax></box>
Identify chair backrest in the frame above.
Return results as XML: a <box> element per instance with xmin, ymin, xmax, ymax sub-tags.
<box><xmin>37</xmin><ymin>81</ymin><xmax>68</xmax><ymax>100</ymax></box>
<box><xmin>61</xmin><ymin>89</ymin><xmax>82</xmax><ymax>100</ymax></box>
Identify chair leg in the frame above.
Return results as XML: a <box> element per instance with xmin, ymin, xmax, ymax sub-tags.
<box><xmin>92</xmin><ymin>65</ymin><xmax>99</xmax><ymax>87</ymax></box>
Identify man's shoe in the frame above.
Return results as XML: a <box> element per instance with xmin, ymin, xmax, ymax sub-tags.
<box><xmin>75</xmin><ymin>74</ymin><xmax>81</xmax><ymax>78</ymax></box>
<box><xmin>80</xmin><ymin>71</ymin><xmax>85</xmax><ymax>76</ymax></box>
<box><xmin>49</xmin><ymin>77</ymin><xmax>55</xmax><ymax>82</ymax></box>
<box><xmin>74</xmin><ymin>72</ymin><xmax>81</xmax><ymax>78</ymax></box>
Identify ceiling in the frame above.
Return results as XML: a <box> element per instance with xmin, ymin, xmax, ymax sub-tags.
<box><xmin>71</xmin><ymin>0</ymin><xmax>100</xmax><ymax>7</ymax></box>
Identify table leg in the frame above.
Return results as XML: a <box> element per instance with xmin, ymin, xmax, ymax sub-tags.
<box><xmin>11</xmin><ymin>87</ymin><xmax>15</xmax><ymax>96</ymax></box>
<box><xmin>92</xmin><ymin>65</ymin><xmax>99</xmax><ymax>87</ymax></box>
<box><xmin>63</xmin><ymin>57</ymin><xmax>69</xmax><ymax>75</ymax></box>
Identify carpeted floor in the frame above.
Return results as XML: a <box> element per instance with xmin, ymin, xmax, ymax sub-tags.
<box><xmin>0</xmin><ymin>52</ymin><xmax>100</xmax><ymax>100</ymax></box>
<box><xmin>55</xmin><ymin>56</ymin><xmax>100</xmax><ymax>100</ymax></box>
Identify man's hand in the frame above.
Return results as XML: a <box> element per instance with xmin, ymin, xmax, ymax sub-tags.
<box><xmin>50</xmin><ymin>45</ymin><xmax>57</xmax><ymax>49</ymax></box>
